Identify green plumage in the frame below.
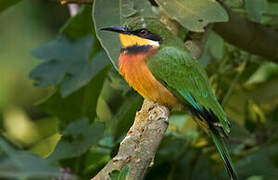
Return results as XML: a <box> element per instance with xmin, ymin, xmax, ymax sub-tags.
<box><xmin>126</xmin><ymin>17</ymin><xmax>237</xmax><ymax>180</ymax></box>
<box><xmin>147</xmin><ymin>47</ymin><xmax>230</xmax><ymax>134</ymax></box>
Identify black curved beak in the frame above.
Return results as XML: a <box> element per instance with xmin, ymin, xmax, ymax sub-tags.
<box><xmin>100</xmin><ymin>26</ymin><xmax>131</xmax><ymax>34</ymax></box>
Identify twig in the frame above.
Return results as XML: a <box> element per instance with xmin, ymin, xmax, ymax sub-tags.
<box><xmin>60</xmin><ymin>0</ymin><xmax>93</xmax><ymax>5</ymax></box>
<box><xmin>91</xmin><ymin>100</ymin><xmax>170</xmax><ymax>180</ymax></box>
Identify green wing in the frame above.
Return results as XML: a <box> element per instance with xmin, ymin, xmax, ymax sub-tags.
<box><xmin>148</xmin><ymin>46</ymin><xmax>230</xmax><ymax>134</ymax></box>
<box><xmin>148</xmin><ymin>46</ymin><xmax>237</xmax><ymax>180</ymax></box>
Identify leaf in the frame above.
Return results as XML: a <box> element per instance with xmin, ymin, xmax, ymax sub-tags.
<box><xmin>155</xmin><ymin>0</ymin><xmax>228</xmax><ymax>32</ymax></box>
<box><xmin>96</xmin><ymin>72</ymin><xmax>143</xmax><ymax>139</ymax></box>
<box><xmin>83</xmin><ymin>147</ymin><xmax>110</xmax><ymax>175</ymax></box>
<box><xmin>47</xmin><ymin>118</ymin><xmax>105</xmax><ymax>161</ymax></box>
<box><xmin>109</xmin><ymin>165</ymin><xmax>129</xmax><ymax>180</ymax></box>
<box><xmin>246</xmin><ymin>176</ymin><xmax>264</xmax><ymax>180</ymax></box>
<box><xmin>30</xmin><ymin>35</ymin><xmax>108</xmax><ymax>97</ymax></box>
<box><xmin>232</xmin><ymin>147</ymin><xmax>278</xmax><ymax>179</ymax></box>
<box><xmin>0</xmin><ymin>0</ymin><xmax>21</xmax><ymax>13</ymax></box>
<box><xmin>0</xmin><ymin>137</ymin><xmax>60</xmax><ymax>179</ymax></box>
<box><xmin>245</xmin><ymin>0</ymin><xmax>268</xmax><ymax>22</ymax></box>
<box><xmin>39</xmin><ymin>65</ymin><xmax>109</xmax><ymax>126</ymax></box>
<box><xmin>245</xmin><ymin>62</ymin><xmax>278</xmax><ymax>85</ymax></box>
<box><xmin>207</xmin><ymin>31</ymin><xmax>224</xmax><ymax>60</ymax></box>
<box><xmin>93</xmin><ymin>0</ymin><xmax>160</xmax><ymax>68</ymax></box>
<box><xmin>61</xmin><ymin>5</ymin><xmax>94</xmax><ymax>39</ymax></box>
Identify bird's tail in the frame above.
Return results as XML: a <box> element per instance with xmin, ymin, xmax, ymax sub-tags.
<box><xmin>210</xmin><ymin>130</ymin><xmax>237</xmax><ymax>180</ymax></box>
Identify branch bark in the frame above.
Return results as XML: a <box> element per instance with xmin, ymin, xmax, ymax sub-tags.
<box><xmin>91</xmin><ymin>100</ymin><xmax>169</xmax><ymax>180</ymax></box>
<box><xmin>213</xmin><ymin>7</ymin><xmax>278</xmax><ymax>63</ymax></box>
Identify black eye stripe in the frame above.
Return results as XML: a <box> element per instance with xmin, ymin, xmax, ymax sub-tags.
<box><xmin>131</xmin><ymin>28</ymin><xmax>162</xmax><ymax>42</ymax></box>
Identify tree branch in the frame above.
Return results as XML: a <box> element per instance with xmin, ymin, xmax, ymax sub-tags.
<box><xmin>213</xmin><ymin>7</ymin><xmax>278</xmax><ymax>63</ymax></box>
<box><xmin>91</xmin><ymin>100</ymin><xmax>169</xmax><ymax>180</ymax></box>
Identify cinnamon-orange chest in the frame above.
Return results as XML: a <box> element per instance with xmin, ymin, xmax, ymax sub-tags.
<box><xmin>118</xmin><ymin>47</ymin><xmax>179</xmax><ymax>108</ymax></box>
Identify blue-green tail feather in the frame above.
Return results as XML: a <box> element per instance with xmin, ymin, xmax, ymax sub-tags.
<box><xmin>179</xmin><ymin>91</ymin><xmax>237</xmax><ymax>180</ymax></box>
<box><xmin>210</xmin><ymin>130</ymin><xmax>237</xmax><ymax>180</ymax></box>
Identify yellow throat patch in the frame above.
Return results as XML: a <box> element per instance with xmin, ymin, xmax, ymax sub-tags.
<box><xmin>119</xmin><ymin>34</ymin><xmax>159</xmax><ymax>48</ymax></box>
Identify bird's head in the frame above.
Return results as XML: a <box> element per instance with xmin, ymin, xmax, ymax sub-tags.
<box><xmin>100</xmin><ymin>25</ymin><xmax>162</xmax><ymax>48</ymax></box>
<box><xmin>100</xmin><ymin>17</ymin><xmax>171</xmax><ymax>49</ymax></box>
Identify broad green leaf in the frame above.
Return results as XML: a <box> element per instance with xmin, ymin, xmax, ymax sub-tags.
<box><xmin>61</xmin><ymin>5</ymin><xmax>94</xmax><ymax>39</ymax></box>
<box><xmin>48</xmin><ymin>118</ymin><xmax>105</xmax><ymax>161</ymax></box>
<box><xmin>30</xmin><ymin>36</ymin><xmax>109</xmax><ymax>97</ymax></box>
<box><xmin>109</xmin><ymin>165</ymin><xmax>129</xmax><ymax>180</ymax></box>
<box><xmin>0</xmin><ymin>137</ymin><xmax>60</xmax><ymax>179</ymax></box>
<box><xmin>0</xmin><ymin>0</ymin><xmax>21</xmax><ymax>13</ymax></box>
<box><xmin>93</xmin><ymin>0</ymin><xmax>160</xmax><ymax>68</ymax></box>
<box><xmin>39</xmin><ymin>65</ymin><xmax>109</xmax><ymax>126</ymax></box>
<box><xmin>245</xmin><ymin>0</ymin><xmax>268</xmax><ymax>22</ymax></box>
<box><xmin>155</xmin><ymin>0</ymin><xmax>228</xmax><ymax>32</ymax></box>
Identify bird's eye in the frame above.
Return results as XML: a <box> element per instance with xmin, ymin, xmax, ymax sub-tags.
<box><xmin>139</xmin><ymin>29</ymin><xmax>148</xmax><ymax>36</ymax></box>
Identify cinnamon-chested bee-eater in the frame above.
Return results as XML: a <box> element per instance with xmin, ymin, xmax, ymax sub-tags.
<box><xmin>101</xmin><ymin>18</ymin><xmax>237</xmax><ymax>180</ymax></box>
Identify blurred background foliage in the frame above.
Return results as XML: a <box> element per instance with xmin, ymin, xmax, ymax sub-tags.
<box><xmin>0</xmin><ymin>0</ymin><xmax>278</xmax><ymax>180</ymax></box>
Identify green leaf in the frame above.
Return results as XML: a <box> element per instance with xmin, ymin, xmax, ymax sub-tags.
<box><xmin>245</xmin><ymin>0</ymin><xmax>268</xmax><ymax>22</ymax></box>
<box><xmin>155</xmin><ymin>0</ymin><xmax>228</xmax><ymax>32</ymax></box>
<box><xmin>0</xmin><ymin>0</ymin><xmax>21</xmax><ymax>13</ymax></box>
<box><xmin>246</xmin><ymin>176</ymin><xmax>264</xmax><ymax>180</ymax></box>
<box><xmin>48</xmin><ymin>118</ymin><xmax>105</xmax><ymax>161</ymax></box>
<box><xmin>96</xmin><ymin>72</ymin><xmax>143</xmax><ymax>139</ymax></box>
<box><xmin>30</xmin><ymin>36</ymin><xmax>109</xmax><ymax>97</ymax></box>
<box><xmin>207</xmin><ymin>32</ymin><xmax>224</xmax><ymax>60</ymax></box>
<box><xmin>232</xmin><ymin>146</ymin><xmax>278</xmax><ymax>179</ymax></box>
<box><xmin>0</xmin><ymin>137</ymin><xmax>60</xmax><ymax>179</ymax></box>
<box><xmin>246</xmin><ymin>62</ymin><xmax>278</xmax><ymax>85</ymax></box>
<box><xmin>39</xmin><ymin>65</ymin><xmax>109</xmax><ymax>126</ymax></box>
<box><xmin>83</xmin><ymin>147</ymin><xmax>110</xmax><ymax>175</ymax></box>
<box><xmin>109</xmin><ymin>165</ymin><xmax>129</xmax><ymax>180</ymax></box>
<box><xmin>93</xmin><ymin>0</ymin><xmax>160</xmax><ymax>68</ymax></box>
<box><xmin>61</xmin><ymin>5</ymin><xmax>94</xmax><ymax>39</ymax></box>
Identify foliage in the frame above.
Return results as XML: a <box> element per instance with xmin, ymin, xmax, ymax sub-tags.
<box><xmin>1</xmin><ymin>0</ymin><xmax>278</xmax><ymax>180</ymax></box>
<box><xmin>155</xmin><ymin>0</ymin><xmax>228</xmax><ymax>32</ymax></box>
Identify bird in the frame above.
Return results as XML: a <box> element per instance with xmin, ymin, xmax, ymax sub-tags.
<box><xmin>100</xmin><ymin>17</ymin><xmax>237</xmax><ymax>180</ymax></box>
